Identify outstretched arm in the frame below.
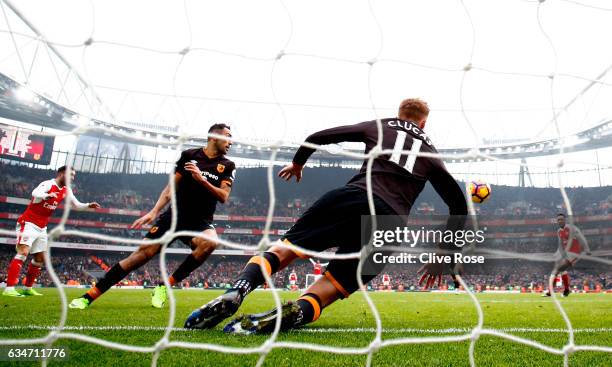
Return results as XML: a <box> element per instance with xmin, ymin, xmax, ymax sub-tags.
<box><xmin>418</xmin><ymin>164</ymin><xmax>468</xmax><ymax>289</ymax></box>
<box><xmin>292</xmin><ymin>122</ymin><xmax>368</xmax><ymax>165</ymax></box>
<box><xmin>131</xmin><ymin>173</ymin><xmax>181</xmax><ymax>228</ymax></box>
<box><xmin>69</xmin><ymin>188</ymin><xmax>100</xmax><ymax>210</ymax></box>
<box><xmin>280</xmin><ymin>122</ymin><xmax>369</xmax><ymax>182</ymax></box>
<box><xmin>429</xmin><ymin>168</ymin><xmax>469</xmax><ymax>217</ymax></box>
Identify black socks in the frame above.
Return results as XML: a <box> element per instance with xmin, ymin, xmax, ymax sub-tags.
<box><xmin>228</xmin><ymin>252</ymin><xmax>281</xmax><ymax>297</ymax></box>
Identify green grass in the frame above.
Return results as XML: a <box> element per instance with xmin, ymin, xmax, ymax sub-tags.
<box><xmin>0</xmin><ymin>289</ymin><xmax>610</xmax><ymax>366</ymax></box>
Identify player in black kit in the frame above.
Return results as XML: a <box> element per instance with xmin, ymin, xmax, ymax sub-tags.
<box><xmin>69</xmin><ymin>123</ymin><xmax>236</xmax><ymax>310</ymax></box>
<box><xmin>184</xmin><ymin>99</ymin><xmax>468</xmax><ymax>332</ymax></box>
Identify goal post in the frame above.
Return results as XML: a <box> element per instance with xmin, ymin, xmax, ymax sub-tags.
<box><xmin>305</xmin><ymin>274</ymin><xmax>323</xmax><ymax>290</ymax></box>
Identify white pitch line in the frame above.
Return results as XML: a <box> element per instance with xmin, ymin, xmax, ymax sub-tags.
<box><xmin>0</xmin><ymin>325</ymin><xmax>610</xmax><ymax>334</ymax></box>
<box><xmin>294</xmin><ymin>327</ymin><xmax>612</xmax><ymax>334</ymax></box>
<box><xmin>394</xmin><ymin>299</ymin><xmax>612</xmax><ymax>304</ymax></box>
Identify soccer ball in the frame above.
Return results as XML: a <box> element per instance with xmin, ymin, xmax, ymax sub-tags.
<box><xmin>468</xmin><ymin>181</ymin><xmax>491</xmax><ymax>203</ymax></box>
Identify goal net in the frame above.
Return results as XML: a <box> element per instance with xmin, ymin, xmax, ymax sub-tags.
<box><xmin>0</xmin><ymin>0</ymin><xmax>611</xmax><ymax>366</ymax></box>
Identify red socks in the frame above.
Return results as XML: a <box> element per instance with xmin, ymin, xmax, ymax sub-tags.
<box><xmin>24</xmin><ymin>261</ymin><xmax>42</xmax><ymax>287</ymax></box>
<box><xmin>5</xmin><ymin>256</ymin><xmax>43</xmax><ymax>289</ymax></box>
<box><xmin>6</xmin><ymin>254</ymin><xmax>26</xmax><ymax>287</ymax></box>
<box><xmin>561</xmin><ymin>273</ymin><xmax>570</xmax><ymax>291</ymax></box>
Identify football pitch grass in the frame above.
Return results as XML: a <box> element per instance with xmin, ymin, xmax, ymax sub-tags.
<box><xmin>0</xmin><ymin>289</ymin><xmax>610</xmax><ymax>366</ymax></box>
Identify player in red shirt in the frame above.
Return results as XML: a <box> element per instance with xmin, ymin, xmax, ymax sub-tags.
<box><xmin>288</xmin><ymin>271</ymin><xmax>298</xmax><ymax>291</ymax></box>
<box><xmin>543</xmin><ymin>213</ymin><xmax>591</xmax><ymax>297</ymax></box>
<box><xmin>2</xmin><ymin>166</ymin><xmax>100</xmax><ymax>297</ymax></box>
<box><xmin>382</xmin><ymin>273</ymin><xmax>391</xmax><ymax>288</ymax></box>
<box><xmin>313</xmin><ymin>261</ymin><xmax>322</xmax><ymax>276</ymax></box>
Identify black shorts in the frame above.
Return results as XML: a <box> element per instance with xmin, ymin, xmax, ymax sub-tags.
<box><xmin>145</xmin><ymin>209</ymin><xmax>215</xmax><ymax>246</ymax></box>
<box><xmin>281</xmin><ymin>185</ymin><xmax>396</xmax><ymax>297</ymax></box>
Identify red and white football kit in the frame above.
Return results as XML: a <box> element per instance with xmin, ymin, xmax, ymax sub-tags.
<box><xmin>382</xmin><ymin>274</ymin><xmax>391</xmax><ymax>287</ymax></box>
<box><xmin>557</xmin><ymin>224</ymin><xmax>590</xmax><ymax>263</ymax></box>
<box><xmin>4</xmin><ymin>178</ymin><xmax>91</xmax><ymax>294</ymax></box>
<box><xmin>16</xmin><ymin>179</ymin><xmax>89</xmax><ymax>254</ymax></box>
<box><xmin>545</xmin><ymin>223</ymin><xmax>591</xmax><ymax>296</ymax></box>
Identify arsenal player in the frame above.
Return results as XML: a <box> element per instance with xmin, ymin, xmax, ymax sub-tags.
<box><xmin>543</xmin><ymin>213</ymin><xmax>591</xmax><ymax>297</ymax></box>
<box><xmin>288</xmin><ymin>270</ymin><xmax>298</xmax><ymax>291</ymax></box>
<box><xmin>313</xmin><ymin>260</ymin><xmax>322</xmax><ymax>276</ymax></box>
<box><xmin>2</xmin><ymin>166</ymin><xmax>100</xmax><ymax>297</ymax></box>
<box><xmin>382</xmin><ymin>273</ymin><xmax>391</xmax><ymax>289</ymax></box>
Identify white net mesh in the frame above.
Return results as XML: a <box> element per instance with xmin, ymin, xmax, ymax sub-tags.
<box><xmin>0</xmin><ymin>0</ymin><xmax>611</xmax><ymax>366</ymax></box>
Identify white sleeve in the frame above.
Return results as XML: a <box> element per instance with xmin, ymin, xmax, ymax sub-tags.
<box><xmin>556</xmin><ymin>231</ymin><xmax>567</xmax><ymax>259</ymax></box>
<box><xmin>31</xmin><ymin>180</ymin><xmax>53</xmax><ymax>202</ymax></box>
<box><xmin>68</xmin><ymin>188</ymin><xmax>89</xmax><ymax>209</ymax></box>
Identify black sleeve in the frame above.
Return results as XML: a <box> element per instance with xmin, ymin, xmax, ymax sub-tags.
<box><xmin>429</xmin><ymin>161</ymin><xmax>468</xmax><ymax>251</ymax></box>
<box><xmin>293</xmin><ymin>121</ymin><xmax>369</xmax><ymax>165</ymax></box>
<box><xmin>220</xmin><ymin>161</ymin><xmax>236</xmax><ymax>187</ymax></box>
<box><xmin>429</xmin><ymin>161</ymin><xmax>468</xmax><ymax>216</ymax></box>
<box><xmin>175</xmin><ymin>150</ymin><xmax>190</xmax><ymax>176</ymax></box>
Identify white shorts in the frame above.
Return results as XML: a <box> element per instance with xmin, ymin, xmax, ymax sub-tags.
<box><xmin>16</xmin><ymin>221</ymin><xmax>48</xmax><ymax>254</ymax></box>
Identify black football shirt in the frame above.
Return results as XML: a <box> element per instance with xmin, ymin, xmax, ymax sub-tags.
<box><xmin>292</xmin><ymin>118</ymin><xmax>466</xmax><ymax>216</ymax></box>
<box><xmin>174</xmin><ymin>148</ymin><xmax>236</xmax><ymax>222</ymax></box>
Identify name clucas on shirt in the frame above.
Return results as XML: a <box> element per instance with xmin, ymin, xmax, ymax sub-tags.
<box><xmin>387</xmin><ymin>119</ymin><xmax>432</xmax><ymax>146</ymax></box>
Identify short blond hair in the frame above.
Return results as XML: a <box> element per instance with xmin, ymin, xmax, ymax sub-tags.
<box><xmin>398</xmin><ymin>98</ymin><xmax>429</xmax><ymax>122</ymax></box>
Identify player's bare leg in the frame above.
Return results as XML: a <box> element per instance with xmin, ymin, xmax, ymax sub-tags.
<box><xmin>120</xmin><ymin>243</ymin><xmax>163</xmax><ymax>270</ymax></box>
<box><xmin>185</xmin><ymin>241</ymin><xmax>299</xmax><ymax>329</ymax></box>
<box><xmin>70</xmin><ymin>228</ymin><xmax>220</xmax><ymax>309</ymax></box>
<box><xmin>2</xmin><ymin>244</ymin><xmax>30</xmax><ymax>297</ymax></box>
<box><xmin>69</xmin><ymin>242</ymin><xmax>162</xmax><ymax>309</ymax></box>
<box><xmin>20</xmin><ymin>251</ymin><xmax>44</xmax><ymax>296</ymax></box>
<box><xmin>300</xmin><ymin>274</ymin><xmax>343</xmax><ymax>307</ymax></box>
<box><xmin>152</xmin><ymin>229</ymin><xmax>218</xmax><ymax>308</ymax></box>
<box><xmin>224</xmin><ymin>273</ymin><xmax>343</xmax><ymax>334</ymax></box>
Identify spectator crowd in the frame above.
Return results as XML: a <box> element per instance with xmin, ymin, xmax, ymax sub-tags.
<box><xmin>0</xmin><ymin>163</ymin><xmax>610</xmax><ymax>291</ymax></box>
